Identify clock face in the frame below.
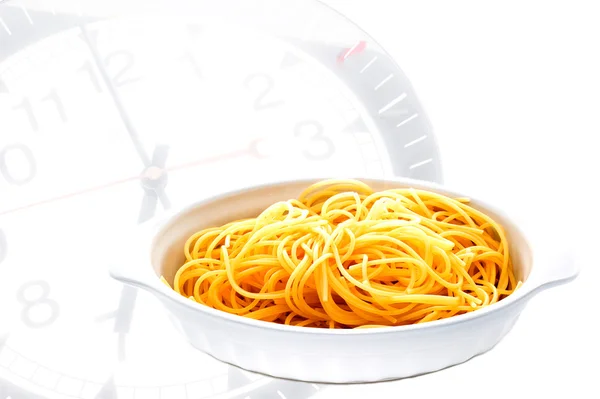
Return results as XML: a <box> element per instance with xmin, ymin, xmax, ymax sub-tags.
<box><xmin>0</xmin><ymin>1</ymin><xmax>442</xmax><ymax>398</ymax></box>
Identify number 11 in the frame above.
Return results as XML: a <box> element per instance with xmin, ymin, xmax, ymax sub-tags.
<box><xmin>41</xmin><ymin>89</ymin><xmax>67</xmax><ymax>123</ymax></box>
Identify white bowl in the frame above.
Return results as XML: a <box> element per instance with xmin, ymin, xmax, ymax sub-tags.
<box><xmin>109</xmin><ymin>177</ymin><xmax>579</xmax><ymax>383</ymax></box>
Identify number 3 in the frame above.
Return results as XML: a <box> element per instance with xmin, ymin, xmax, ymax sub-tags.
<box><xmin>294</xmin><ymin>121</ymin><xmax>335</xmax><ymax>160</ymax></box>
<box><xmin>244</xmin><ymin>73</ymin><xmax>284</xmax><ymax>110</ymax></box>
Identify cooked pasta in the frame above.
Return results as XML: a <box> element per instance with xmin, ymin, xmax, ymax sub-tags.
<box><xmin>163</xmin><ymin>179</ymin><xmax>520</xmax><ymax>329</ymax></box>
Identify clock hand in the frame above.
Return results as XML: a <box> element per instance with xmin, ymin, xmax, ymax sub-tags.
<box><xmin>149</xmin><ymin>143</ymin><xmax>170</xmax><ymax>169</ymax></box>
<box><xmin>80</xmin><ymin>26</ymin><xmax>173</xmax><ymax>216</ymax></box>
<box><xmin>111</xmin><ymin>145</ymin><xmax>171</xmax><ymax>361</ymax></box>
<box><xmin>168</xmin><ymin>143</ymin><xmax>261</xmax><ymax>172</ymax></box>
<box><xmin>0</xmin><ymin>173</ymin><xmax>141</xmax><ymax>216</ymax></box>
<box><xmin>137</xmin><ymin>191</ymin><xmax>159</xmax><ymax>224</ymax></box>
<box><xmin>112</xmin><ymin>285</ymin><xmax>136</xmax><ymax>362</ymax></box>
<box><xmin>139</xmin><ymin>144</ymin><xmax>171</xmax><ymax>222</ymax></box>
<box><xmin>147</xmin><ymin>144</ymin><xmax>171</xmax><ymax>210</ymax></box>
<box><xmin>79</xmin><ymin>31</ymin><xmax>172</xmax><ymax>354</ymax></box>
<box><xmin>78</xmin><ymin>24</ymin><xmax>151</xmax><ymax>168</ymax></box>
<box><xmin>0</xmin><ymin>142</ymin><xmax>258</xmax><ymax>217</ymax></box>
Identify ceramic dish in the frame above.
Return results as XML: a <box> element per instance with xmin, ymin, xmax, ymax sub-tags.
<box><xmin>109</xmin><ymin>177</ymin><xmax>579</xmax><ymax>383</ymax></box>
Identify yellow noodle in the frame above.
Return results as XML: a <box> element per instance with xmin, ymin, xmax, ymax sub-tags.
<box><xmin>165</xmin><ymin>179</ymin><xmax>520</xmax><ymax>329</ymax></box>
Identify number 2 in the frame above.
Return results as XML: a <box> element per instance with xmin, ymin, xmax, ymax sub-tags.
<box><xmin>105</xmin><ymin>50</ymin><xmax>139</xmax><ymax>87</ymax></box>
<box><xmin>79</xmin><ymin>28</ymin><xmax>140</xmax><ymax>89</ymax></box>
<box><xmin>78</xmin><ymin>51</ymin><xmax>139</xmax><ymax>91</ymax></box>
<box><xmin>244</xmin><ymin>73</ymin><xmax>284</xmax><ymax>110</ymax></box>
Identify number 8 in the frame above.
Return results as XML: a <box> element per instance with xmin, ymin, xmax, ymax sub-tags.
<box><xmin>16</xmin><ymin>281</ymin><xmax>60</xmax><ymax>328</ymax></box>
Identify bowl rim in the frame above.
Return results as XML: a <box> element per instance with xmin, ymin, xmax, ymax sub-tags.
<box><xmin>134</xmin><ymin>176</ymin><xmax>547</xmax><ymax>336</ymax></box>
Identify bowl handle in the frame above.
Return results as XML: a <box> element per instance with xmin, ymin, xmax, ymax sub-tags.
<box><xmin>526</xmin><ymin>221</ymin><xmax>581</xmax><ymax>295</ymax></box>
<box><xmin>109</xmin><ymin>260</ymin><xmax>156</xmax><ymax>290</ymax></box>
<box><xmin>108</xmin><ymin>219</ymin><xmax>161</xmax><ymax>290</ymax></box>
<box><xmin>532</xmin><ymin>249</ymin><xmax>580</xmax><ymax>291</ymax></box>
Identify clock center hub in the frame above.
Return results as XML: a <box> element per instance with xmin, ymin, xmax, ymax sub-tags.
<box><xmin>140</xmin><ymin>166</ymin><xmax>168</xmax><ymax>190</ymax></box>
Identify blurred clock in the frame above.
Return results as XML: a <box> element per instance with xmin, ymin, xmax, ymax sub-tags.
<box><xmin>0</xmin><ymin>0</ymin><xmax>442</xmax><ymax>398</ymax></box>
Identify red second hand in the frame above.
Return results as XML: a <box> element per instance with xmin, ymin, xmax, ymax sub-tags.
<box><xmin>0</xmin><ymin>142</ymin><xmax>260</xmax><ymax>217</ymax></box>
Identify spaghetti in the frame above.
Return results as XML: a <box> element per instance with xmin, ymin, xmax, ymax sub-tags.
<box><xmin>164</xmin><ymin>179</ymin><xmax>520</xmax><ymax>329</ymax></box>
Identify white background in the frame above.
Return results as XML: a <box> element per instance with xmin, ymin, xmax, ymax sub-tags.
<box><xmin>1</xmin><ymin>1</ymin><xmax>598</xmax><ymax>397</ymax></box>
<box><xmin>316</xmin><ymin>1</ymin><xmax>599</xmax><ymax>398</ymax></box>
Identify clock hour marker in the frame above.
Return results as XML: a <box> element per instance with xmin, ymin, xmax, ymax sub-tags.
<box><xmin>337</xmin><ymin>40</ymin><xmax>367</xmax><ymax>63</ymax></box>
<box><xmin>41</xmin><ymin>88</ymin><xmax>67</xmax><ymax>123</ymax></box>
<box><xmin>397</xmin><ymin>113</ymin><xmax>419</xmax><ymax>127</ymax></box>
<box><xmin>0</xmin><ymin>17</ymin><xmax>10</xmax><ymax>35</ymax></box>
<box><xmin>404</xmin><ymin>135</ymin><xmax>427</xmax><ymax>148</ymax></box>
<box><xmin>0</xmin><ymin>143</ymin><xmax>37</xmax><ymax>186</ymax></box>
<box><xmin>19</xmin><ymin>5</ymin><xmax>33</xmax><ymax>25</ymax></box>
<box><xmin>410</xmin><ymin>158</ymin><xmax>433</xmax><ymax>169</ymax></box>
<box><xmin>378</xmin><ymin>93</ymin><xmax>407</xmax><ymax>115</ymax></box>
<box><xmin>359</xmin><ymin>56</ymin><xmax>377</xmax><ymax>73</ymax></box>
<box><xmin>374</xmin><ymin>73</ymin><xmax>394</xmax><ymax>91</ymax></box>
<box><xmin>95</xmin><ymin>376</ymin><xmax>118</xmax><ymax>399</ymax></box>
<box><xmin>244</xmin><ymin>73</ymin><xmax>285</xmax><ymax>111</ymax></box>
<box><xmin>16</xmin><ymin>280</ymin><xmax>60</xmax><ymax>328</ymax></box>
<box><xmin>280</xmin><ymin>52</ymin><xmax>302</xmax><ymax>69</ymax></box>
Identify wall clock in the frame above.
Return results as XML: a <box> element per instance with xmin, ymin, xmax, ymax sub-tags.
<box><xmin>0</xmin><ymin>0</ymin><xmax>442</xmax><ymax>397</ymax></box>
